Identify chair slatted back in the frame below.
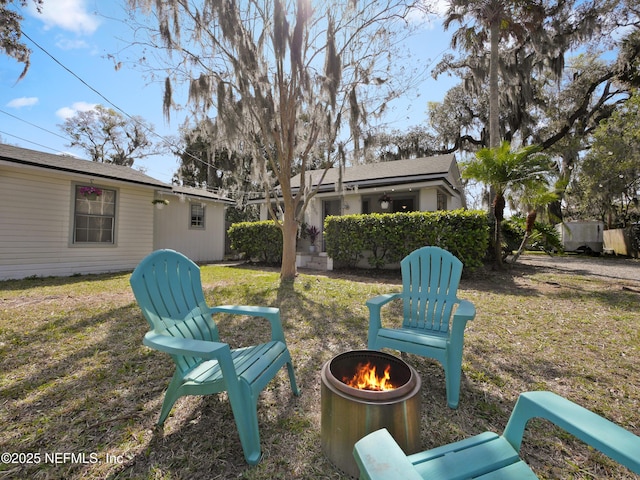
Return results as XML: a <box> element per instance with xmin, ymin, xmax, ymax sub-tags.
<box><xmin>400</xmin><ymin>247</ymin><xmax>463</xmax><ymax>333</ymax></box>
<box><xmin>130</xmin><ymin>250</ymin><xmax>219</xmax><ymax>372</ymax></box>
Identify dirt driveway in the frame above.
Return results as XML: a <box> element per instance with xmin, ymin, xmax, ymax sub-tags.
<box><xmin>516</xmin><ymin>253</ymin><xmax>640</xmax><ymax>284</ymax></box>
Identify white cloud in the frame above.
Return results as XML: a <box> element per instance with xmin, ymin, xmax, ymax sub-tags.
<box><xmin>430</xmin><ymin>0</ymin><xmax>450</xmax><ymax>17</ymax></box>
<box><xmin>56</xmin><ymin>101</ymin><xmax>98</xmax><ymax>120</ymax></box>
<box><xmin>32</xmin><ymin>0</ymin><xmax>100</xmax><ymax>35</ymax></box>
<box><xmin>408</xmin><ymin>1</ymin><xmax>450</xmax><ymax>28</ymax></box>
<box><xmin>56</xmin><ymin>37</ymin><xmax>90</xmax><ymax>50</ymax></box>
<box><xmin>7</xmin><ymin>97</ymin><xmax>39</xmax><ymax>108</ymax></box>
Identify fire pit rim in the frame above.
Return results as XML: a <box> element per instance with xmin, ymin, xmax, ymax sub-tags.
<box><xmin>321</xmin><ymin>349</ymin><xmax>419</xmax><ymax>402</ymax></box>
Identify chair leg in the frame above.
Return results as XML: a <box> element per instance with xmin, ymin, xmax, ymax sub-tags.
<box><xmin>228</xmin><ymin>381</ymin><xmax>263</xmax><ymax>465</ymax></box>
<box><xmin>157</xmin><ymin>379</ymin><xmax>183</xmax><ymax>426</ymax></box>
<box><xmin>445</xmin><ymin>352</ymin><xmax>462</xmax><ymax>409</ymax></box>
<box><xmin>286</xmin><ymin>360</ymin><xmax>300</xmax><ymax>396</ymax></box>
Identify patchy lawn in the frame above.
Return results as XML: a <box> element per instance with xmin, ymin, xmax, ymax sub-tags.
<box><xmin>0</xmin><ymin>259</ymin><xmax>638</xmax><ymax>479</ymax></box>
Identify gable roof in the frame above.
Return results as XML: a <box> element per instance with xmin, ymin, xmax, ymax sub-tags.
<box><xmin>289</xmin><ymin>154</ymin><xmax>458</xmax><ymax>192</ymax></box>
<box><xmin>0</xmin><ymin>143</ymin><xmax>169</xmax><ymax>189</ymax></box>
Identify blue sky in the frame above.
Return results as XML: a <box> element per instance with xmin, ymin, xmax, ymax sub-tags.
<box><xmin>0</xmin><ymin>0</ymin><xmax>456</xmax><ymax>184</ymax></box>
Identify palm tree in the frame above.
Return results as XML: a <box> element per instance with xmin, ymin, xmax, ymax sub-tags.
<box><xmin>462</xmin><ymin>141</ymin><xmax>553</xmax><ymax>268</ymax></box>
<box><xmin>443</xmin><ymin>1</ymin><xmax>560</xmax><ymax>150</ymax></box>
<box><xmin>443</xmin><ymin>0</ymin><xmax>506</xmax><ymax>149</ymax></box>
<box><xmin>510</xmin><ymin>185</ymin><xmax>558</xmax><ymax>263</ymax></box>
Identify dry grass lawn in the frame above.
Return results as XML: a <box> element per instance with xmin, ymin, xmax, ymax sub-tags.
<box><xmin>0</xmin><ymin>256</ymin><xmax>638</xmax><ymax>479</ymax></box>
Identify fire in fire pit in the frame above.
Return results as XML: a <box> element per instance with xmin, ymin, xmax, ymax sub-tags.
<box><xmin>342</xmin><ymin>361</ymin><xmax>397</xmax><ymax>391</ymax></box>
<box><xmin>321</xmin><ymin>350</ymin><xmax>421</xmax><ymax>478</ymax></box>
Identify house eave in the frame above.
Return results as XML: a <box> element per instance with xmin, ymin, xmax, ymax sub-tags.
<box><xmin>246</xmin><ymin>174</ymin><xmax>460</xmax><ymax>204</ymax></box>
<box><xmin>169</xmin><ymin>186</ymin><xmax>235</xmax><ymax>205</ymax></box>
<box><xmin>0</xmin><ymin>156</ymin><xmax>171</xmax><ymax>190</ymax></box>
<box><xmin>303</xmin><ymin>172</ymin><xmax>451</xmax><ymax>193</ymax></box>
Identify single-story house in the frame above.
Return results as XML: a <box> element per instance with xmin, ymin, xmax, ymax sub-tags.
<box><xmin>252</xmin><ymin>154</ymin><xmax>466</xmax><ymax>269</ymax></box>
<box><xmin>259</xmin><ymin>154</ymin><xmax>465</xmax><ymax>235</ymax></box>
<box><xmin>0</xmin><ymin>143</ymin><xmax>233</xmax><ymax>280</ymax></box>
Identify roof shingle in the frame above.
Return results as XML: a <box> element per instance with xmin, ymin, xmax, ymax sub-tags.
<box><xmin>290</xmin><ymin>154</ymin><xmax>456</xmax><ymax>189</ymax></box>
<box><xmin>0</xmin><ymin>143</ymin><xmax>169</xmax><ymax>189</ymax></box>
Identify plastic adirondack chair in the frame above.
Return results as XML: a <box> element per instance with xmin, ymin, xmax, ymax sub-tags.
<box><xmin>366</xmin><ymin>246</ymin><xmax>475</xmax><ymax>408</ymax></box>
<box><xmin>353</xmin><ymin>391</ymin><xmax>640</xmax><ymax>479</ymax></box>
<box><xmin>130</xmin><ymin>249</ymin><xmax>300</xmax><ymax>465</ymax></box>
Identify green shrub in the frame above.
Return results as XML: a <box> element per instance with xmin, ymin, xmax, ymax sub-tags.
<box><xmin>501</xmin><ymin>217</ymin><xmax>525</xmax><ymax>254</ymax></box>
<box><xmin>323</xmin><ymin>215</ymin><xmax>367</xmax><ymax>267</ymax></box>
<box><xmin>502</xmin><ymin>216</ymin><xmax>563</xmax><ymax>255</ymax></box>
<box><xmin>325</xmin><ymin>209</ymin><xmax>489</xmax><ymax>270</ymax></box>
<box><xmin>227</xmin><ymin>220</ymin><xmax>282</xmax><ymax>264</ymax></box>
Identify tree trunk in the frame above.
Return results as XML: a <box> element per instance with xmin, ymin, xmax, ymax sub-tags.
<box><xmin>493</xmin><ymin>194</ymin><xmax>505</xmax><ymax>268</ymax></box>
<box><xmin>280</xmin><ymin>208</ymin><xmax>299</xmax><ymax>281</ymax></box>
<box><xmin>511</xmin><ymin>210</ymin><xmax>537</xmax><ymax>264</ymax></box>
<box><xmin>511</xmin><ymin>232</ymin><xmax>530</xmax><ymax>264</ymax></box>
<box><xmin>487</xmin><ymin>14</ymin><xmax>501</xmax><ymax>267</ymax></box>
<box><xmin>489</xmin><ymin>15</ymin><xmax>500</xmax><ymax>149</ymax></box>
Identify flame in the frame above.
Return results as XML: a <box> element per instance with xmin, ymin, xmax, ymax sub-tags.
<box><xmin>342</xmin><ymin>361</ymin><xmax>397</xmax><ymax>391</ymax></box>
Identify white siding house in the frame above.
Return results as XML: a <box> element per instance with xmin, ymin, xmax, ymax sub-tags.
<box><xmin>260</xmin><ymin>154</ymin><xmax>466</xmax><ymax>241</ymax></box>
<box><xmin>153</xmin><ymin>185</ymin><xmax>232</xmax><ymax>262</ymax></box>
<box><xmin>0</xmin><ymin>144</ymin><xmax>233</xmax><ymax>280</ymax></box>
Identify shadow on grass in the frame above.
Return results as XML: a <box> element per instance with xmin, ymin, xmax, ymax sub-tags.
<box><xmin>0</xmin><ymin>271</ymin><xmax>131</xmax><ymax>292</ymax></box>
<box><xmin>0</xmin><ymin>303</ymin><xmax>167</xmax><ymax>479</ymax></box>
<box><xmin>99</xmin><ymin>275</ymin><xmax>371</xmax><ymax>479</ymax></box>
<box><xmin>2</xmin><ymin>262</ymin><xmax>637</xmax><ymax>479</ymax></box>
<box><xmin>231</xmin><ymin>260</ymin><xmax>544</xmax><ymax>297</ymax></box>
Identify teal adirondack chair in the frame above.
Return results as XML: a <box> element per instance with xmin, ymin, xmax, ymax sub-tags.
<box><xmin>130</xmin><ymin>249</ymin><xmax>300</xmax><ymax>465</ymax></box>
<box><xmin>366</xmin><ymin>246</ymin><xmax>475</xmax><ymax>408</ymax></box>
<box><xmin>354</xmin><ymin>391</ymin><xmax>640</xmax><ymax>479</ymax></box>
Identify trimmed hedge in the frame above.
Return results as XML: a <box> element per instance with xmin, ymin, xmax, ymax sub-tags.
<box><xmin>228</xmin><ymin>210</ymin><xmax>489</xmax><ymax>270</ymax></box>
<box><xmin>227</xmin><ymin>220</ymin><xmax>283</xmax><ymax>264</ymax></box>
<box><xmin>324</xmin><ymin>209</ymin><xmax>489</xmax><ymax>270</ymax></box>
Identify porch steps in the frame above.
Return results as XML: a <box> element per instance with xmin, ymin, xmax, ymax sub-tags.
<box><xmin>296</xmin><ymin>252</ymin><xmax>333</xmax><ymax>271</ymax></box>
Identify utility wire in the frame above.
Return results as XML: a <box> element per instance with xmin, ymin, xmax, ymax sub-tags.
<box><xmin>20</xmin><ymin>30</ymin><xmax>222</xmax><ymax>176</ymax></box>
<box><xmin>0</xmin><ymin>130</ymin><xmax>67</xmax><ymax>153</ymax></box>
<box><xmin>0</xmin><ymin>108</ymin><xmax>68</xmax><ymax>141</ymax></box>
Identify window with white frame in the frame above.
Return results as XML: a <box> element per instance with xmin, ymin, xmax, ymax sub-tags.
<box><xmin>437</xmin><ymin>191</ymin><xmax>447</xmax><ymax>211</ymax></box>
<box><xmin>190</xmin><ymin>203</ymin><xmax>205</xmax><ymax>228</ymax></box>
<box><xmin>73</xmin><ymin>185</ymin><xmax>116</xmax><ymax>244</ymax></box>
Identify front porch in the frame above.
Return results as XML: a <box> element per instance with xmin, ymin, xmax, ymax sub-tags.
<box><xmin>296</xmin><ymin>251</ymin><xmax>333</xmax><ymax>271</ymax></box>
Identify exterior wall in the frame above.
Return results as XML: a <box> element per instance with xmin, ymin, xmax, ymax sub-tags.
<box><xmin>153</xmin><ymin>196</ymin><xmax>226</xmax><ymax>262</ymax></box>
<box><xmin>448</xmin><ymin>191</ymin><xmax>464</xmax><ymax>210</ymax></box>
<box><xmin>0</xmin><ymin>164</ymin><xmax>155</xmax><ymax>280</ymax></box>
<box><xmin>419</xmin><ymin>188</ymin><xmax>438</xmax><ymax>211</ymax></box>
<box><xmin>343</xmin><ymin>193</ymin><xmax>362</xmax><ymax>214</ymax></box>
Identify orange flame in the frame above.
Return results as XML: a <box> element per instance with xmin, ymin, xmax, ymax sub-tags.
<box><xmin>342</xmin><ymin>361</ymin><xmax>397</xmax><ymax>391</ymax></box>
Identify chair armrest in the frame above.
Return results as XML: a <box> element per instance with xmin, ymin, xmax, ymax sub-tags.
<box><xmin>353</xmin><ymin>428</ymin><xmax>423</xmax><ymax>480</ymax></box>
<box><xmin>366</xmin><ymin>293</ymin><xmax>402</xmax><ymax>349</ymax></box>
<box><xmin>503</xmin><ymin>391</ymin><xmax>640</xmax><ymax>475</ymax></box>
<box><xmin>450</xmin><ymin>299</ymin><xmax>476</xmax><ymax>340</ymax></box>
<box><xmin>210</xmin><ymin>305</ymin><xmax>287</xmax><ymax>343</ymax></box>
<box><xmin>366</xmin><ymin>293</ymin><xmax>402</xmax><ymax>310</ymax></box>
<box><xmin>366</xmin><ymin>293</ymin><xmax>402</xmax><ymax>327</ymax></box>
<box><xmin>143</xmin><ymin>331</ymin><xmax>229</xmax><ymax>360</ymax></box>
<box><xmin>453</xmin><ymin>299</ymin><xmax>475</xmax><ymax>322</ymax></box>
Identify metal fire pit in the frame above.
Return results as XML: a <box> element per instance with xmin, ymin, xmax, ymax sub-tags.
<box><xmin>321</xmin><ymin>350</ymin><xmax>421</xmax><ymax>478</ymax></box>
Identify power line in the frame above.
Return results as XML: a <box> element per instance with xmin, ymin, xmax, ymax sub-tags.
<box><xmin>0</xmin><ymin>130</ymin><xmax>67</xmax><ymax>153</ymax></box>
<box><xmin>22</xmin><ymin>31</ymin><xmax>142</xmax><ymax>127</ymax></box>
<box><xmin>19</xmin><ymin>30</ymin><xmax>222</xmax><ymax>176</ymax></box>
<box><xmin>0</xmin><ymin>108</ymin><xmax>68</xmax><ymax>141</ymax></box>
